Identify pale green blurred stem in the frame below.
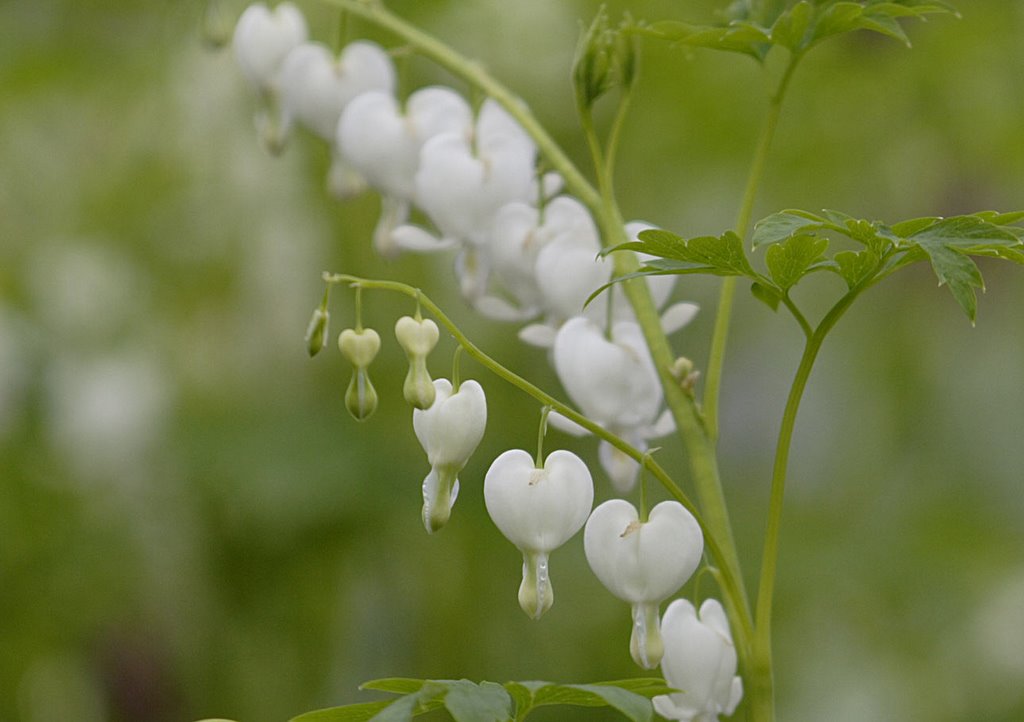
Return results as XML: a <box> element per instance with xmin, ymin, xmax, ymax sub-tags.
<box><xmin>704</xmin><ymin>54</ymin><xmax>802</xmax><ymax>442</ymax></box>
<box><xmin>749</xmin><ymin>270</ymin><xmax>877</xmax><ymax>720</ymax></box>
<box><xmin>320</xmin><ymin>0</ymin><xmax>754</xmax><ymax>673</ymax></box>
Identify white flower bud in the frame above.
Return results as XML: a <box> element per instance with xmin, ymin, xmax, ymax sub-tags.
<box><xmin>395</xmin><ymin>316</ymin><xmax>440</xmax><ymax>409</ymax></box>
<box><xmin>484</xmin><ymin>449</ymin><xmax>594</xmax><ymax>619</ymax></box>
<box><xmin>305</xmin><ymin>307</ymin><xmax>329</xmax><ymax>357</ymax></box>
<box><xmin>653</xmin><ymin>599</ymin><xmax>743</xmax><ymax>722</ymax></box>
<box><xmin>413</xmin><ymin>378</ymin><xmax>487</xmax><ymax>533</ymax></box>
<box><xmin>584</xmin><ymin>499</ymin><xmax>703</xmax><ymax>668</ymax></box>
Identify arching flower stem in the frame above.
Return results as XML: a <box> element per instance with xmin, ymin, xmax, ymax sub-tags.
<box><xmin>323</xmin><ymin>271</ymin><xmax>753</xmax><ymax>646</ymax></box>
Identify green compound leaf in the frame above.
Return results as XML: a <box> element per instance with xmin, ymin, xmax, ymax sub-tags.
<box><xmin>638</xmin><ymin>20</ymin><xmax>772</xmax><ymax>61</ymax></box>
<box><xmin>627</xmin><ymin>229</ymin><xmax>758</xmax><ymax>277</ymax></box>
<box><xmin>443</xmin><ymin>680</ymin><xmax>511</xmax><ymax>722</ymax></box>
<box><xmin>765</xmin><ymin>234</ymin><xmax>830</xmax><ymax>289</ymax></box>
<box><xmin>804</xmin><ymin>1</ymin><xmax>959</xmax><ymax>51</ymax></box>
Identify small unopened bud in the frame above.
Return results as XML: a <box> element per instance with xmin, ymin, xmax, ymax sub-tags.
<box><xmin>201</xmin><ymin>0</ymin><xmax>233</xmax><ymax>50</ymax></box>
<box><xmin>670</xmin><ymin>356</ymin><xmax>700</xmax><ymax>393</ymax></box>
<box><xmin>345</xmin><ymin>368</ymin><xmax>378</xmax><ymax>421</ymax></box>
<box><xmin>305</xmin><ymin>308</ymin><xmax>329</xmax><ymax>357</ymax></box>
<box><xmin>338</xmin><ymin>328</ymin><xmax>381</xmax><ymax>367</ymax></box>
<box><xmin>670</xmin><ymin>356</ymin><xmax>693</xmax><ymax>380</ymax></box>
<box><xmin>395</xmin><ymin>316</ymin><xmax>440</xmax><ymax>409</ymax></box>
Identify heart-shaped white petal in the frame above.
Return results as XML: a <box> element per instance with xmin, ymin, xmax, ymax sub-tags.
<box><xmin>652</xmin><ymin>598</ymin><xmax>743</xmax><ymax>721</ymax></box>
<box><xmin>583</xmin><ymin>499</ymin><xmax>703</xmax><ymax>604</ymax></box>
<box><xmin>413</xmin><ymin>379</ymin><xmax>487</xmax><ymax>468</ymax></box>
<box><xmin>484</xmin><ymin>449</ymin><xmax>594</xmax><ymax>554</ymax></box>
<box><xmin>553</xmin><ymin>317</ymin><xmax>661</xmax><ymax>431</ymax></box>
<box><xmin>279</xmin><ymin>41</ymin><xmax>394</xmax><ymax>140</ymax></box>
<box><xmin>232</xmin><ymin>2</ymin><xmax>308</xmax><ymax>92</ymax></box>
<box><xmin>338</xmin><ymin>87</ymin><xmax>472</xmax><ymax>200</ymax></box>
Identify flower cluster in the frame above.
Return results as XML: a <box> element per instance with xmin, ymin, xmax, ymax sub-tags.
<box><xmin>233</xmin><ymin>3</ymin><xmax>741</xmax><ymax>718</ymax></box>
<box><xmin>232</xmin><ymin>1</ymin><xmax>698</xmax><ymax>492</ymax></box>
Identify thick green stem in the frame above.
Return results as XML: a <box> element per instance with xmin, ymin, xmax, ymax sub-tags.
<box><xmin>704</xmin><ymin>55</ymin><xmax>802</xmax><ymax>441</ymax></box>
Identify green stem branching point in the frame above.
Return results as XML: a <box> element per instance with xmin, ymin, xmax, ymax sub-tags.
<box><xmin>749</xmin><ymin>260</ymin><xmax>882</xmax><ymax>720</ymax></box>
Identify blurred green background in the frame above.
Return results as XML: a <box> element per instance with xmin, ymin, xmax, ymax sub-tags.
<box><xmin>1</xmin><ymin>1</ymin><xmax>1022</xmax><ymax>720</ymax></box>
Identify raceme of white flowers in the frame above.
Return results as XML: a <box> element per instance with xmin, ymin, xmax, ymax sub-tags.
<box><xmin>231</xmin><ymin>2</ymin><xmax>740</xmax><ymax>709</ymax></box>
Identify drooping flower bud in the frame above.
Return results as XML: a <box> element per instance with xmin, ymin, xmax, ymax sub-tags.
<box><xmin>653</xmin><ymin>599</ymin><xmax>744</xmax><ymax>722</ymax></box>
<box><xmin>413</xmin><ymin>378</ymin><xmax>486</xmax><ymax>533</ymax></box>
<box><xmin>394</xmin><ymin>316</ymin><xmax>440</xmax><ymax>409</ymax></box>
<box><xmin>338</xmin><ymin>328</ymin><xmax>381</xmax><ymax>421</ymax></box>
<box><xmin>484</xmin><ymin>449</ymin><xmax>594</xmax><ymax>619</ymax></box>
<box><xmin>305</xmin><ymin>307</ymin><xmax>329</xmax><ymax>357</ymax></box>
<box><xmin>344</xmin><ymin>367</ymin><xmax>378</xmax><ymax>421</ymax></box>
<box><xmin>584</xmin><ymin>499</ymin><xmax>703</xmax><ymax>668</ymax></box>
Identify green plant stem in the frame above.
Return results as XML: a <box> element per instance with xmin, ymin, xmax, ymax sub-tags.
<box><xmin>704</xmin><ymin>54</ymin><xmax>802</xmax><ymax>441</ymax></box>
<box><xmin>324</xmin><ymin>272</ymin><xmax>754</xmax><ymax>645</ymax></box>
<box><xmin>749</xmin><ymin>276</ymin><xmax>871</xmax><ymax>720</ymax></box>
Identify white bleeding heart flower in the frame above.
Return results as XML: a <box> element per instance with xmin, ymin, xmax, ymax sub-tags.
<box><xmin>484</xmin><ymin>449</ymin><xmax>594</xmax><ymax>619</ymax></box>
<box><xmin>339</xmin><ymin>87</ymin><xmax>473</xmax><ymax>199</ymax></box>
<box><xmin>394</xmin><ymin>99</ymin><xmax>536</xmax><ymax>260</ymax></box>
<box><xmin>413</xmin><ymin>378</ymin><xmax>487</xmax><ymax>533</ymax></box>
<box><xmin>584</xmin><ymin>499</ymin><xmax>704</xmax><ymax>668</ymax></box>
<box><xmin>232</xmin><ymin>2</ymin><xmax>308</xmax><ymax>93</ymax></box>
<box><xmin>472</xmin><ymin>195</ymin><xmax>598</xmax><ymax>321</ymax></box>
<box><xmin>551</xmin><ymin>316</ymin><xmax>675</xmax><ymax>491</ymax></box>
<box><xmin>653</xmin><ymin>598</ymin><xmax>743</xmax><ymax>722</ymax></box>
<box><xmin>279</xmin><ymin>41</ymin><xmax>395</xmax><ymax>141</ymax></box>
<box><xmin>338</xmin><ymin>87</ymin><xmax>473</xmax><ymax>256</ymax></box>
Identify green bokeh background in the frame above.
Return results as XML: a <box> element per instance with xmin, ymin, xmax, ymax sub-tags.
<box><xmin>1</xmin><ymin>1</ymin><xmax>1022</xmax><ymax>720</ymax></box>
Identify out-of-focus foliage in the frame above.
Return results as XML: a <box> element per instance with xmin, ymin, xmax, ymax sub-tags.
<box><xmin>0</xmin><ymin>1</ymin><xmax>1021</xmax><ymax>721</ymax></box>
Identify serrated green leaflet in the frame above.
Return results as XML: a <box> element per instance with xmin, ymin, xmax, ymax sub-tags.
<box><xmin>443</xmin><ymin>681</ymin><xmax>511</xmax><ymax>722</ymax></box>
<box><xmin>770</xmin><ymin>1</ymin><xmax>812</xmax><ymax>51</ymax></box>
<box><xmin>751</xmin><ymin>281</ymin><xmax>783</xmax><ymax>311</ymax></box>
<box><xmin>564</xmin><ymin>685</ymin><xmax>654</xmax><ymax>721</ymax></box>
<box><xmin>360</xmin><ymin>679</ymin><xmax>429</xmax><ymax>695</ymax></box>
<box><xmin>634</xmin><ymin>229</ymin><xmax>757</xmax><ymax>277</ymax></box>
<box><xmin>902</xmin><ymin>216</ymin><xmax>1022</xmax><ymax>322</ymax></box>
<box><xmin>751</xmin><ymin>210</ymin><xmax>826</xmax><ymax>248</ymax></box>
<box><xmin>830</xmin><ymin>250</ymin><xmax>880</xmax><ymax>289</ymax></box>
<box><xmin>766</xmin><ymin>234</ymin><xmax>830</xmax><ymax>289</ymax></box>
